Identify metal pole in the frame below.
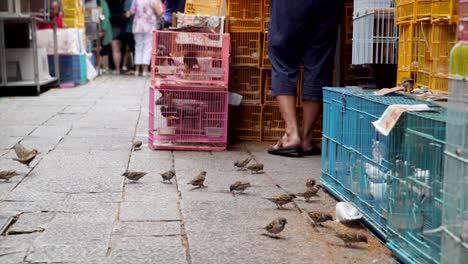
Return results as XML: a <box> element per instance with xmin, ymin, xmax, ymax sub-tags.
<box><xmin>31</xmin><ymin>17</ymin><xmax>40</xmax><ymax>95</ymax></box>
<box><xmin>0</xmin><ymin>20</ymin><xmax>6</xmax><ymax>86</ymax></box>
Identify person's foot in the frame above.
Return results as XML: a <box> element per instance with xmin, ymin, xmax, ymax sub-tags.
<box><xmin>134</xmin><ymin>71</ymin><xmax>140</xmax><ymax>76</ymax></box>
<box><xmin>267</xmin><ymin>133</ymin><xmax>303</xmax><ymax>157</ymax></box>
<box><xmin>142</xmin><ymin>71</ymin><xmax>149</xmax><ymax>77</ymax></box>
<box><xmin>302</xmin><ymin>139</ymin><xmax>322</xmax><ymax>156</ymax></box>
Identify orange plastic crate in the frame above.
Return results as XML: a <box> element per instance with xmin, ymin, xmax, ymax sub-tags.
<box><xmin>263</xmin><ymin>69</ymin><xmax>302</xmax><ymax>106</ymax></box>
<box><xmin>263</xmin><ymin>0</ymin><xmax>270</xmax><ymax>32</ymax></box>
<box><xmin>234</xmin><ymin>104</ymin><xmax>262</xmax><ymax>141</ymax></box>
<box><xmin>230</xmin><ymin>32</ymin><xmax>261</xmax><ymax>67</ymax></box>
<box><xmin>228</xmin><ymin>0</ymin><xmax>262</xmax><ymax>31</ymax></box>
<box><xmin>396</xmin><ymin>0</ymin><xmax>416</xmax><ymax>24</ymax></box>
<box><xmin>262</xmin><ymin>33</ymin><xmax>270</xmax><ymax>68</ymax></box>
<box><xmin>229</xmin><ymin>67</ymin><xmax>262</xmax><ymax>104</ymax></box>
<box><xmin>416</xmin><ymin>0</ymin><xmax>432</xmax><ymax>20</ymax></box>
<box><xmin>398</xmin><ymin>23</ymin><xmax>418</xmax><ymax>73</ymax></box>
<box><xmin>185</xmin><ymin>0</ymin><xmax>223</xmax><ymax>16</ymax></box>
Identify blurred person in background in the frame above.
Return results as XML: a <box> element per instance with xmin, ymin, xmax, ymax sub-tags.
<box><xmin>107</xmin><ymin>0</ymin><xmax>126</xmax><ymax>74</ymax></box>
<box><xmin>37</xmin><ymin>0</ymin><xmax>63</xmax><ymax>29</ymax></box>
<box><xmin>126</xmin><ymin>0</ymin><xmax>163</xmax><ymax>77</ymax></box>
<box><xmin>162</xmin><ymin>0</ymin><xmax>185</xmax><ymax>28</ymax></box>
<box><xmin>97</xmin><ymin>0</ymin><xmax>113</xmax><ymax>75</ymax></box>
<box><xmin>121</xmin><ymin>0</ymin><xmax>136</xmax><ymax>74</ymax></box>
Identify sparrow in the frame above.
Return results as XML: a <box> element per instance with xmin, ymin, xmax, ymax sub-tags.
<box><xmin>132</xmin><ymin>140</ymin><xmax>143</xmax><ymax>151</ymax></box>
<box><xmin>229</xmin><ymin>181</ymin><xmax>251</xmax><ymax>194</ymax></box>
<box><xmin>306</xmin><ymin>178</ymin><xmax>316</xmax><ymax>189</ymax></box>
<box><xmin>187</xmin><ymin>171</ymin><xmax>207</xmax><ymax>188</ymax></box>
<box><xmin>307</xmin><ymin>212</ymin><xmax>333</xmax><ymax>226</ymax></box>
<box><xmin>264</xmin><ymin>193</ymin><xmax>296</xmax><ymax>209</ymax></box>
<box><xmin>247</xmin><ymin>163</ymin><xmax>264</xmax><ymax>174</ymax></box>
<box><xmin>122</xmin><ymin>171</ymin><xmax>147</xmax><ymax>182</ymax></box>
<box><xmin>160</xmin><ymin>169</ymin><xmax>176</xmax><ymax>183</ymax></box>
<box><xmin>401</xmin><ymin>77</ymin><xmax>414</xmax><ymax>91</ymax></box>
<box><xmin>0</xmin><ymin>170</ymin><xmax>19</xmax><ymax>181</ymax></box>
<box><xmin>12</xmin><ymin>143</ymin><xmax>39</xmax><ymax>167</ymax></box>
<box><xmin>263</xmin><ymin>217</ymin><xmax>288</xmax><ymax>237</ymax></box>
<box><xmin>233</xmin><ymin>157</ymin><xmax>251</xmax><ymax>170</ymax></box>
<box><xmin>296</xmin><ymin>185</ymin><xmax>323</xmax><ymax>202</ymax></box>
<box><xmin>335</xmin><ymin>231</ymin><xmax>368</xmax><ymax>246</ymax></box>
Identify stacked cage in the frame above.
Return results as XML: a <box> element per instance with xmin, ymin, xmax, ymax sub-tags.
<box><xmin>351</xmin><ymin>0</ymin><xmax>398</xmax><ymax>89</ymax></box>
<box><xmin>321</xmin><ymin>85</ymin><xmax>451</xmax><ymax>263</ymax></box>
<box><xmin>395</xmin><ymin>0</ymin><xmax>459</xmax><ymax>94</ymax></box>
<box><xmin>441</xmin><ymin>2</ymin><xmax>468</xmax><ymax>263</ymax></box>
<box><xmin>149</xmin><ymin>31</ymin><xmax>230</xmax><ymax>151</ymax></box>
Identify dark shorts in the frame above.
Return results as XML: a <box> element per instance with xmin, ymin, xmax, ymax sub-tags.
<box><xmin>268</xmin><ymin>0</ymin><xmax>343</xmax><ymax>101</ymax></box>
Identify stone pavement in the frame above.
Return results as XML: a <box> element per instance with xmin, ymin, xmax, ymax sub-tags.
<box><xmin>0</xmin><ymin>76</ymin><xmax>395</xmax><ymax>263</ymax></box>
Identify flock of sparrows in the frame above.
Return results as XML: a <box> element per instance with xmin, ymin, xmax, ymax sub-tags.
<box><xmin>1</xmin><ymin>141</ymin><xmax>368</xmax><ymax>247</ymax></box>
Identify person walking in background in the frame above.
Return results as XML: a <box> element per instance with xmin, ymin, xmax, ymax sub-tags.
<box><xmin>267</xmin><ymin>0</ymin><xmax>343</xmax><ymax>157</ymax></box>
<box><xmin>162</xmin><ymin>0</ymin><xmax>185</xmax><ymax>28</ymax></box>
<box><xmin>97</xmin><ymin>0</ymin><xmax>113</xmax><ymax>75</ymax></box>
<box><xmin>127</xmin><ymin>0</ymin><xmax>163</xmax><ymax>77</ymax></box>
<box><xmin>121</xmin><ymin>0</ymin><xmax>136</xmax><ymax>74</ymax></box>
<box><xmin>107</xmin><ymin>0</ymin><xmax>126</xmax><ymax>74</ymax></box>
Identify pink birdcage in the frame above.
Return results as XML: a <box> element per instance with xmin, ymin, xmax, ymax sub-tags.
<box><xmin>148</xmin><ymin>86</ymin><xmax>229</xmax><ymax>151</ymax></box>
<box><xmin>151</xmin><ymin>31</ymin><xmax>230</xmax><ymax>89</ymax></box>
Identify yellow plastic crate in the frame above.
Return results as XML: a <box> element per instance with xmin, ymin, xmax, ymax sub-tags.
<box><xmin>416</xmin><ymin>69</ymin><xmax>431</xmax><ymax>87</ymax></box>
<box><xmin>431</xmin><ymin>23</ymin><xmax>457</xmax><ymax>75</ymax></box>
<box><xmin>431</xmin><ymin>0</ymin><xmax>456</xmax><ymax>23</ymax></box>
<box><xmin>396</xmin><ymin>0</ymin><xmax>415</xmax><ymax>24</ymax></box>
<box><xmin>229</xmin><ymin>67</ymin><xmax>262</xmax><ymax>104</ymax></box>
<box><xmin>398</xmin><ymin>23</ymin><xmax>418</xmax><ymax>72</ymax></box>
<box><xmin>431</xmin><ymin>75</ymin><xmax>449</xmax><ymax>93</ymax></box>
<box><xmin>262</xmin><ymin>32</ymin><xmax>270</xmax><ymax>68</ymax></box>
<box><xmin>416</xmin><ymin>0</ymin><xmax>432</xmax><ymax>20</ymax></box>
<box><xmin>230</xmin><ymin>31</ymin><xmax>261</xmax><ymax>67</ymax></box>
<box><xmin>263</xmin><ymin>0</ymin><xmax>270</xmax><ymax>32</ymax></box>
<box><xmin>263</xmin><ymin>69</ymin><xmax>302</xmax><ymax>106</ymax></box>
<box><xmin>234</xmin><ymin>104</ymin><xmax>262</xmax><ymax>141</ymax></box>
<box><xmin>416</xmin><ymin>22</ymin><xmax>433</xmax><ymax>72</ymax></box>
<box><xmin>228</xmin><ymin>0</ymin><xmax>262</xmax><ymax>32</ymax></box>
<box><xmin>63</xmin><ymin>17</ymin><xmax>84</xmax><ymax>28</ymax></box>
<box><xmin>62</xmin><ymin>0</ymin><xmax>84</xmax><ymax>9</ymax></box>
<box><xmin>185</xmin><ymin>0</ymin><xmax>223</xmax><ymax>16</ymax></box>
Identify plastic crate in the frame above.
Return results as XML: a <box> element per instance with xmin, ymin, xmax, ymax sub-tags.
<box><xmin>184</xmin><ymin>0</ymin><xmax>223</xmax><ymax>16</ymax></box>
<box><xmin>353</xmin><ymin>0</ymin><xmax>395</xmax><ymax>17</ymax></box>
<box><xmin>262</xmin><ymin>69</ymin><xmax>302</xmax><ymax>106</ymax></box>
<box><xmin>263</xmin><ymin>0</ymin><xmax>270</xmax><ymax>32</ymax></box>
<box><xmin>416</xmin><ymin>0</ymin><xmax>432</xmax><ymax>20</ymax></box>
<box><xmin>262</xmin><ymin>33</ymin><xmax>270</xmax><ymax>68</ymax></box>
<box><xmin>397</xmin><ymin>23</ymin><xmax>418</xmax><ymax>78</ymax></box>
<box><xmin>262</xmin><ymin>105</ymin><xmax>318</xmax><ymax>141</ymax></box>
<box><xmin>47</xmin><ymin>54</ymin><xmax>87</xmax><ymax>85</ymax></box>
<box><xmin>431</xmin><ymin>0</ymin><xmax>455</xmax><ymax>23</ymax></box>
<box><xmin>149</xmin><ymin>87</ymin><xmax>228</xmax><ymax>151</ymax></box>
<box><xmin>150</xmin><ymin>31</ymin><xmax>230</xmax><ymax>89</ymax></box>
<box><xmin>415</xmin><ymin>22</ymin><xmax>432</xmax><ymax>87</ymax></box>
<box><xmin>227</xmin><ymin>0</ymin><xmax>262</xmax><ymax>32</ymax></box>
<box><xmin>230</xmin><ymin>31</ymin><xmax>261</xmax><ymax>67</ymax></box>
<box><xmin>396</xmin><ymin>0</ymin><xmax>416</xmax><ymax>24</ymax></box>
<box><xmin>233</xmin><ymin>104</ymin><xmax>262</xmax><ymax>141</ymax></box>
<box><xmin>229</xmin><ymin>67</ymin><xmax>261</xmax><ymax>104</ymax></box>
<box><xmin>430</xmin><ymin>23</ymin><xmax>457</xmax><ymax>93</ymax></box>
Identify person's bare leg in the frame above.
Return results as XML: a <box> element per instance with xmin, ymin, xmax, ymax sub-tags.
<box><xmin>112</xmin><ymin>40</ymin><xmax>122</xmax><ymax>73</ymax></box>
<box><xmin>273</xmin><ymin>95</ymin><xmax>301</xmax><ymax>148</ymax></box>
<box><xmin>142</xmin><ymin>65</ymin><xmax>149</xmax><ymax>75</ymax></box>
<box><xmin>302</xmin><ymin>100</ymin><xmax>322</xmax><ymax>151</ymax></box>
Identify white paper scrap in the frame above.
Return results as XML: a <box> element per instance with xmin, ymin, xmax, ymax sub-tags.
<box><xmin>372</xmin><ymin>104</ymin><xmax>431</xmax><ymax>136</ymax></box>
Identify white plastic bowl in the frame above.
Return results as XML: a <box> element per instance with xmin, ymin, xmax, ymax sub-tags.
<box><xmin>336</xmin><ymin>202</ymin><xmax>363</xmax><ymax>223</ymax></box>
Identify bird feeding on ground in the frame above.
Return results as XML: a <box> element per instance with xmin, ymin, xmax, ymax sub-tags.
<box><xmin>335</xmin><ymin>231</ymin><xmax>368</xmax><ymax>247</ymax></box>
<box><xmin>307</xmin><ymin>212</ymin><xmax>333</xmax><ymax>226</ymax></box>
<box><xmin>306</xmin><ymin>178</ymin><xmax>316</xmax><ymax>189</ymax></box>
<box><xmin>122</xmin><ymin>171</ymin><xmax>147</xmax><ymax>182</ymax></box>
<box><xmin>187</xmin><ymin>171</ymin><xmax>207</xmax><ymax>188</ymax></box>
<box><xmin>0</xmin><ymin>170</ymin><xmax>19</xmax><ymax>181</ymax></box>
<box><xmin>263</xmin><ymin>217</ymin><xmax>288</xmax><ymax>238</ymax></box>
<box><xmin>12</xmin><ymin>143</ymin><xmax>39</xmax><ymax>167</ymax></box>
<box><xmin>233</xmin><ymin>157</ymin><xmax>251</xmax><ymax>170</ymax></box>
<box><xmin>264</xmin><ymin>193</ymin><xmax>296</xmax><ymax>209</ymax></box>
<box><xmin>229</xmin><ymin>181</ymin><xmax>251</xmax><ymax>195</ymax></box>
<box><xmin>160</xmin><ymin>170</ymin><xmax>176</xmax><ymax>183</ymax></box>
<box><xmin>247</xmin><ymin>163</ymin><xmax>264</xmax><ymax>174</ymax></box>
<box><xmin>132</xmin><ymin>140</ymin><xmax>142</xmax><ymax>151</ymax></box>
<box><xmin>296</xmin><ymin>185</ymin><xmax>322</xmax><ymax>202</ymax></box>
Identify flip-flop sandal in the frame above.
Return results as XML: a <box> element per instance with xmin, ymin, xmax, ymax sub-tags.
<box><xmin>302</xmin><ymin>147</ymin><xmax>321</xmax><ymax>156</ymax></box>
<box><xmin>267</xmin><ymin>137</ymin><xmax>304</xmax><ymax>157</ymax></box>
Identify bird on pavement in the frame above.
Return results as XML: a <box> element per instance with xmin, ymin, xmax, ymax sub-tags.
<box><xmin>12</xmin><ymin>143</ymin><xmax>39</xmax><ymax>167</ymax></box>
<box><xmin>296</xmin><ymin>185</ymin><xmax>322</xmax><ymax>202</ymax></box>
<box><xmin>160</xmin><ymin>170</ymin><xmax>176</xmax><ymax>183</ymax></box>
<box><xmin>335</xmin><ymin>231</ymin><xmax>368</xmax><ymax>247</ymax></box>
<box><xmin>233</xmin><ymin>157</ymin><xmax>251</xmax><ymax>170</ymax></box>
<box><xmin>264</xmin><ymin>193</ymin><xmax>296</xmax><ymax>209</ymax></box>
<box><xmin>122</xmin><ymin>171</ymin><xmax>147</xmax><ymax>183</ymax></box>
<box><xmin>187</xmin><ymin>171</ymin><xmax>207</xmax><ymax>188</ymax></box>
<box><xmin>247</xmin><ymin>163</ymin><xmax>264</xmax><ymax>174</ymax></box>
<box><xmin>263</xmin><ymin>217</ymin><xmax>288</xmax><ymax>238</ymax></box>
<box><xmin>132</xmin><ymin>140</ymin><xmax>143</xmax><ymax>151</ymax></box>
<box><xmin>306</xmin><ymin>178</ymin><xmax>316</xmax><ymax>189</ymax></box>
<box><xmin>307</xmin><ymin>212</ymin><xmax>333</xmax><ymax>226</ymax></box>
<box><xmin>229</xmin><ymin>181</ymin><xmax>251</xmax><ymax>195</ymax></box>
<box><xmin>0</xmin><ymin>170</ymin><xmax>19</xmax><ymax>181</ymax></box>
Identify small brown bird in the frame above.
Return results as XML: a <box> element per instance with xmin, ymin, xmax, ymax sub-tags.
<box><xmin>229</xmin><ymin>181</ymin><xmax>251</xmax><ymax>194</ymax></box>
<box><xmin>263</xmin><ymin>217</ymin><xmax>288</xmax><ymax>237</ymax></box>
<box><xmin>187</xmin><ymin>171</ymin><xmax>207</xmax><ymax>188</ymax></box>
<box><xmin>308</xmin><ymin>212</ymin><xmax>333</xmax><ymax>226</ymax></box>
<box><xmin>122</xmin><ymin>171</ymin><xmax>147</xmax><ymax>182</ymax></box>
<box><xmin>0</xmin><ymin>170</ymin><xmax>19</xmax><ymax>181</ymax></box>
<box><xmin>132</xmin><ymin>140</ymin><xmax>143</xmax><ymax>151</ymax></box>
<box><xmin>296</xmin><ymin>185</ymin><xmax>322</xmax><ymax>202</ymax></box>
<box><xmin>233</xmin><ymin>157</ymin><xmax>251</xmax><ymax>170</ymax></box>
<box><xmin>160</xmin><ymin>170</ymin><xmax>176</xmax><ymax>183</ymax></box>
<box><xmin>264</xmin><ymin>193</ymin><xmax>296</xmax><ymax>209</ymax></box>
<box><xmin>247</xmin><ymin>163</ymin><xmax>264</xmax><ymax>174</ymax></box>
<box><xmin>335</xmin><ymin>231</ymin><xmax>368</xmax><ymax>246</ymax></box>
<box><xmin>12</xmin><ymin>143</ymin><xmax>39</xmax><ymax>167</ymax></box>
<box><xmin>306</xmin><ymin>178</ymin><xmax>316</xmax><ymax>189</ymax></box>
